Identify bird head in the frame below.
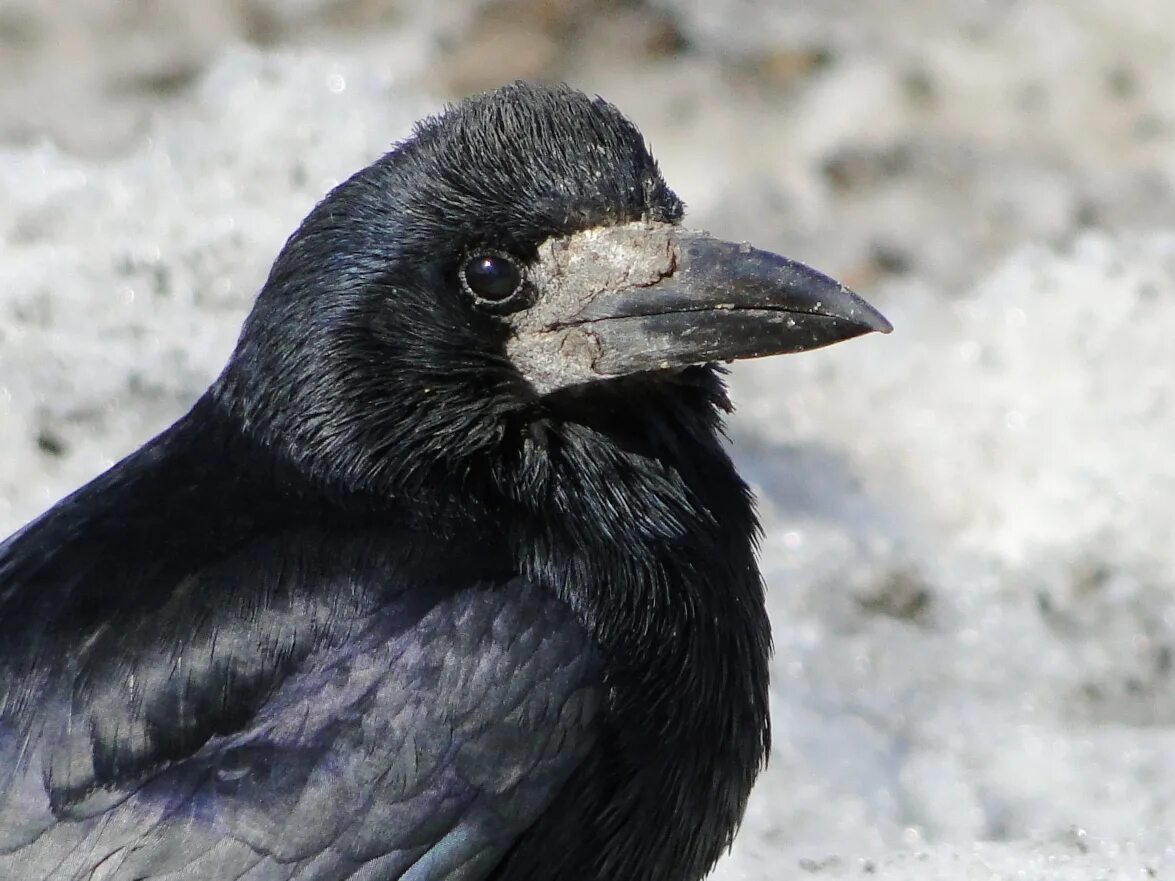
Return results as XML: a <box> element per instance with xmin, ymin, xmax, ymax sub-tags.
<box><xmin>213</xmin><ymin>82</ymin><xmax>890</xmax><ymax>503</ymax></box>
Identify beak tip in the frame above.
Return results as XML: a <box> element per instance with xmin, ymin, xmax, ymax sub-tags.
<box><xmin>841</xmin><ymin>286</ymin><xmax>893</xmax><ymax>335</ymax></box>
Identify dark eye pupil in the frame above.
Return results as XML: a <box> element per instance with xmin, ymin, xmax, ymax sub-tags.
<box><xmin>464</xmin><ymin>255</ymin><xmax>521</xmax><ymax>301</ymax></box>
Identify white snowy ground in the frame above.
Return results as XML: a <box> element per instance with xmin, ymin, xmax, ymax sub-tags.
<box><xmin>3</xmin><ymin>2</ymin><xmax>1175</xmax><ymax>879</ymax></box>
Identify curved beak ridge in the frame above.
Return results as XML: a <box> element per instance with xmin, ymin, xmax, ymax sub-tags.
<box><xmin>568</xmin><ymin>232</ymin><xmax>891</xmax><ymax>376</ymax></box>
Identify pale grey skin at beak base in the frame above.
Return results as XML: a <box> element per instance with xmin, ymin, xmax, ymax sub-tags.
<box><xmin>506</xmin><ymin>222</ymin><xmax>893</xmax><ymax>396</ymax></box>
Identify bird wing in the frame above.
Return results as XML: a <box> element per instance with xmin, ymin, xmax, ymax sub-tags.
<box><xmin>0</xmin><ymin>530</ymin><xmax>602</xmax><ymax>881</ymax></box>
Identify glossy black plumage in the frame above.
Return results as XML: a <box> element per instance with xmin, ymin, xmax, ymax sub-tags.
<box><xmin>0</xmin><ymin>83</ymin><xmax>888</xmax><ymax>881</ymax></box>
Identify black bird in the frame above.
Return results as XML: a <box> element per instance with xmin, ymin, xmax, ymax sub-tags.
<box><xmin>0</xmin><ymin>83</ymin><xmax>890</xmax><ymax>881</ymax></box>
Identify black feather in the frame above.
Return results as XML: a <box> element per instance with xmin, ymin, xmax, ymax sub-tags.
<box><xmin>0</xmin><ymin>82</ymin><xmax>770</xmax><ymax>881</ymax></box>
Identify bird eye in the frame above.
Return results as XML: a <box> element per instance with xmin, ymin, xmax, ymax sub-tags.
<box><xmin>461</xmin><ymin>254</ymin><xmax>523</xmax><ymax>303</ymax></box>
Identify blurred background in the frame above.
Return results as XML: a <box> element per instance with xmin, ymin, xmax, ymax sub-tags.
<box><xmin>2</xmin><ymin>1</ymin><xmax>1174</xmax><ymax>878</ymax></box>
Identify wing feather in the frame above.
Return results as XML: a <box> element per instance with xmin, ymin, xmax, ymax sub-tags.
<box><xmin>1</xmin><ymin>522</ymin><xmax>601</xmax><ymax>881</ymax></box>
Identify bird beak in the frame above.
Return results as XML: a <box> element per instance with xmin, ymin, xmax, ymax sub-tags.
<box><xmin>508</xmin><ymin>223</ymin><xmax>892</xmax><ymax>395</ymax></box>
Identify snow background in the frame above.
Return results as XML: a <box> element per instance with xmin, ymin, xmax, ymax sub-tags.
<box><xmin>2</xmin><ymin>1</ymin><xmax>1174</xmax><ymax>877</ymax></box>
